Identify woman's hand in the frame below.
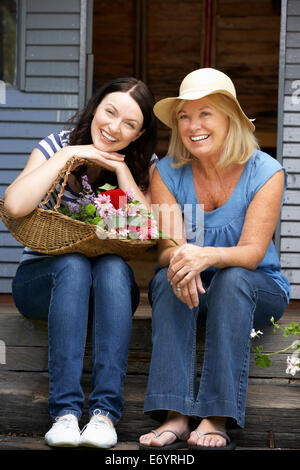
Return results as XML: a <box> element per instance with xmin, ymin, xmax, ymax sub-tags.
<box><xmin>70</xmin><ymin>144</ymin><xmax>126</xmax><ymax>172</ymax></box>
<box><xmin>170</xmin><ymin>273</ymin><xmax>204</xmax><ymax>309</ymax></box>
<box><xmin>168</xmin><ymin>244</ymin><xmax>212</xmax><ymax>293</ymax></box>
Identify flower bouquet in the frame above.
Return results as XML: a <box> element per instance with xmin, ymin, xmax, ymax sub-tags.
<box><xmin>0</xmin><ymin>157</ymin><xmax>159</xmax><ymax>261</ymax></box>
<box><xmin>58</xmin><ymin>176</ymin><xmax>159</xmax><ymax>242</ymax></box>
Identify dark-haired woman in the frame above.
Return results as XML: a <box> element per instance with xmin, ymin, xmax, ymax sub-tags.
<box><xmin>4</xmin><ymin>77</ymin><xmax>157</xmax><ymax>448</ymax></box>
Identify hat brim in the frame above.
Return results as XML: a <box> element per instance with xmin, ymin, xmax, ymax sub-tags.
<box><xmin>153</xmin><ymin>90</ymin><xmax>255</xmax><ymax>132</ymax></box>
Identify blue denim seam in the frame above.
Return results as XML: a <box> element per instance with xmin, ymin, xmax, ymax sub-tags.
<box><xmin>235</xmin><ymin>281</ymin><xmax>287</xmax><ymax>427</ymax></box>
<box><xmin>188</xmin><ymin>308</ymin><xmax>199</xmax><ymax>411</ymax></box>
<box><xmin>143</xmin><ymin>395</ymin><xmax>195</xmax><ymax>419</ymax></box>
<box><xmin>12</xmin><ymin>271</ymin><xmax>52</xmax><ymax>287</ymax></box>
<box><xmin>89</xmin><ymin>408</ymin><xmax>116</xmax><ymax>423</ymax></box>
<box><xmin>48</xmin><ymin>272</ymin><xmax>56</xmax><ymax>419</ymax></box>
<box><xmin>56</xmin><ymin>409</ymin><xmax>81</xmax><ymax>420</ymax></box>
<box><xmin>236</xmin><ymin>315</ymin><xmax>253</xmax><ymax>427</ymax></box>
<box><xmin>234</xmin><ymin>280</ymin><xmax>256</xmax><ymax>426</ymax></box>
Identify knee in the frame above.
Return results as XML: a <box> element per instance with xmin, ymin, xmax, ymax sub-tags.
<box><xmin>93</xmin><ymin>254</ymin><xmax>131</xmax><ymax>279</ymax></box>
<box><xmin>149</xmin><ymin>267</ymin><xmax>170</xmax><ymax>299</ymax></box>
<box><xmin>207</xmin><ymin>267</ymin><xmax>254</xmax><ymax>324</ymax></box>
<box><xmin>209</xmin><ymin>267</ymin><xmax>251</xmax><ymax>293</ymax></box>
<box><xmin>92</xmin><ymin>255</ymin><xmax>135</xmax><ymax>294</ymax></box>
<box><xmin>55</xmin><ymin>253</ymin><xmax>92</xmax><ymax>284</ymax></box>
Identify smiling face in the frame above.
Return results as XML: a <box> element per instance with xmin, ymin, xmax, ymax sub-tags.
<box><xmin>91</xmin><ymin>91</ymin><xmax>144</xmax><ymax>152</ymax></box>
<box><xmin>176</xmin><ymin>97</ymin><xmax>229</xmax><ymax>163</ymax></box>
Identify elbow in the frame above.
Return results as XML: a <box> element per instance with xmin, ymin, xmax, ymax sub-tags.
<box><xmin>4</xmin><ymin>194</ymin><xmax>29</xmax><ymax>218</ymax></box>
<box><xmin>4</xmin><ymin>201</ymin><xmax>22</xmax><ymax>218</ymax></box>
<box><xmin>248</xmin><ymin>249</ymin><xmax>266</xmax><ymax>271</ymax></box>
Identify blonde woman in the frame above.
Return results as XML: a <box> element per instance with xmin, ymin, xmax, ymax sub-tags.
<box><xmin>139</xmin><ymin>68</ymin><xmax>290</xmax><ymax>451</ymax></box>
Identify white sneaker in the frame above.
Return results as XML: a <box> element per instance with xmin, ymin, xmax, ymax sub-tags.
<box><xmin>80</xmin><ymin>412</ymin><xmax>117</xmax><ymax>448</ymax></box>
<box><xmin>45</xmin><ymin>414</ymin><xmax>81</xmax><ymax>447</ymax></box>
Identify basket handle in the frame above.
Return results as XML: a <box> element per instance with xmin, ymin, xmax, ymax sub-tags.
<box><xmin>40</xmin><ymin>156</ymin><xmax>91</xmax><ymax>211</ymax></box>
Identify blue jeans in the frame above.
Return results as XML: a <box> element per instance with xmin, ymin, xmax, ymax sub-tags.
<box><xmin>144</xmin><ymin>267</ymin><xmax>288</xmax><ymax>428</ymax></box>
<box><xmin>12</xmin><ymin>253</ymin><xmax>140</xmax><ymax>425</ymax></box>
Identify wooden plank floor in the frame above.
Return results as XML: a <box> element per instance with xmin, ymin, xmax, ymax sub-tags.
<box><xmin>0</xmin><ymin>295</ymin><xmax>299</xmax><ymax>450</ymax></box>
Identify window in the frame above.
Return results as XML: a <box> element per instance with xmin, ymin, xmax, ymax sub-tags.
<box><xmin>0</xmin><ymin>0</ymin><xmax>17</xmax><ymax>85</ymax></box>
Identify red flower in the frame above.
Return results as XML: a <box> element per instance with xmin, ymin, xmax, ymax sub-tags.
<box><xmin>100</xmin><ymin>189</ymin><xmax>127</xmax><ymax>210</ymax></box>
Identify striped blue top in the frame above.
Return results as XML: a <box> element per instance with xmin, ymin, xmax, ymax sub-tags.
<box><xmin>156</xmin><ymin>150</ymin><xmax>291</xmax><ymax>302</ymax></box>
<box><xmin>19</xmin><ymin>129</ymin><xmax>158</xmax><ymax>265</ymax></box>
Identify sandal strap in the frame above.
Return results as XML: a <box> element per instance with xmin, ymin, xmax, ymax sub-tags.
<box><xmin>194</xmin><ymin>428</ymin><xmax>231</xmax><ymax>443</ymax></box>
<box><xmin>151</xmin><ymin>429</ymin><xmax>181</xmax><ymax>440</ymax></box>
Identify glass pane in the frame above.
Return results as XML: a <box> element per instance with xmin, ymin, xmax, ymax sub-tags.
<box><xmin>0</xmin><ymin>0</ymin><xmax>17</xmax><ymax>84</ymax></box>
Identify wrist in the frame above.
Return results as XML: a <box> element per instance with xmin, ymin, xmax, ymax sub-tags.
<box><xmin>213</xmin><ymin>247</ymin><xmax>228</xmax><ymax>268</ymax></box>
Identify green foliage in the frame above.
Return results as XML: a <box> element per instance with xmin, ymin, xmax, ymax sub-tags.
<box><xmin>254</xmin><ymin>346</ymin><xmax>271</xmax><ymax>368</ymax></box>
<box><xmin>252</xmin><ymin>316</ymin><xmax>300</xmax><ymax>372</ymax></box>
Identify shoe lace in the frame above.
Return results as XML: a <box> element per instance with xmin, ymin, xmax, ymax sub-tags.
<box><xmin>81</xmin><ymin>410</ymin><xmax>113</xmax><ymax>433</ymax></box>
<box><xmin>54</xmin><ymin>415</ymin><xmax>78</xmax><ymax>430</ymax></box>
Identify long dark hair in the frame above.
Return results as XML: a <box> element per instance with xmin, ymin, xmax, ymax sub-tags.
<box><xmin>68</xmin><ymin>77</ymin><xmax>157</xmax><ymax>192</ymax></box>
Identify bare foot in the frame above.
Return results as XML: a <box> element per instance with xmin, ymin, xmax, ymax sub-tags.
<box><xmin>187</xmin><ymin>417</ymin><xmax>227</xmax><ymax>448</ymax></box>
<box><xmin>139</xmin><ymin>411</ymin><xmax>190</xmax><ymax>448</ymax></box>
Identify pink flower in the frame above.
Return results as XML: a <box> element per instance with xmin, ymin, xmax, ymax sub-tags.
<box><xmin>94</xmin><ymin>193</ymin><xmax>111</xmax><ymax>207</ymax></box>
<box><xmin>96</xmin><ymin>202</ymin><xmax>116</xmax><ymax>225</ymax></box>
<box><xmin>125</xmin><ymin>188</ymin><xmax>135</xmax><ymax>201</ymax></box>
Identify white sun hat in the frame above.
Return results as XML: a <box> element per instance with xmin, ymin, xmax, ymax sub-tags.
<box><xmin>153</xmin><ymin>68</ymin><xmax>255</xmax><ymax>131</ymax></box>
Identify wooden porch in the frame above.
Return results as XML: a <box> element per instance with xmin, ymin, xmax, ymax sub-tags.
<box><xmin>0</xmin><ymin>260</ymin><xmax>299</xmax><ymax>451</ymax></box>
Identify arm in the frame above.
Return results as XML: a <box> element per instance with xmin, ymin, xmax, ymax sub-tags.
<box><xmin>4</xmin><ymin>143</ymin><xmax>126</xmax><ymax>218</ymax></box>
<box><xmin>115</xmin><ymin>162</ymin><xmax>152</xmax><ymax>211</ymax></box>
<box><xmin>168</xmin><ymin>169</ymin><xmax>286</xmax><ymax>288</ymax></box>
<box><xmin>150</xmin><ymin>167</ymin><xmax>186</xmax><ymax>265</ymax></box>
<box><xmin>151</xmin><ymin>167</ymin><xmax>204</xmax><ymax>308</ymax></box>
<box><xmin>144</xmin><ymin>161</ymin><xmax>157</xmax><ymax>204</ymax></box>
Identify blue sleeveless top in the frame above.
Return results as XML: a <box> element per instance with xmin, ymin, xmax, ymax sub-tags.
<box><xmin>156</xmin><ymin>149</ymin><xmax>290</xmax><ymax>302</ymax></box>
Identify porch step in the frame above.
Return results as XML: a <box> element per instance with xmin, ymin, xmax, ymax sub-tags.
<box><xmin>0</xmin><ymin>296</ymin><xmax>299</xmax><ymax>449</ymax></box>
<box><xmin>0</xmin><ymin>295</ymin><xmax>299</xmax><ymax>379</ymax></box>
<box><xmin>0</xmin><ymin>371</ymin><xmax>299</xmax><ymax>449</ymax></box>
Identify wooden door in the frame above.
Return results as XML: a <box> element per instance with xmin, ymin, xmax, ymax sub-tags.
<box><xmin>92</xmin><ymin>0</ymin><xmax>205</xmax><ymax>156</ymax></box>
<box><xmin>92</xmin><ymin>0</ymin><xmax>280</xmax><ymax>157</ymax></box>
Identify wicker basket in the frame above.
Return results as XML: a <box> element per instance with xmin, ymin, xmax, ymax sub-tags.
<box><xmin>0</xmin><ymin>157</ymin><xmax>157</xmax><ymax>261</ymax></box>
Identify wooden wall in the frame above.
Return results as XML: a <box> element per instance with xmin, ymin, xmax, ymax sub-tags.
<box><xmin>0</xmin><ymin>0</ymin><xmax>89</xmax><ymax>294</ymax></box>
<box><xmin>277</xmin><ymin>0</ymin><xmax>300</xmax><ymax>300</ymax></box>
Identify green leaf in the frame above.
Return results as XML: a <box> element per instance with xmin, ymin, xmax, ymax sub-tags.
<box><xmin>255</xmin><ymin>354</ymin><xmax>271</xmax><ymax>368</ymax></box>
<box><xmin>83</xmin><ymin>204</ymin><xmax>96</xmax><ymax>217</ymax></box>
<box><xmin>98</xmin><ymin>183</ymin><xmax>117</xmax><ymax>191</ymax></box>
<box><xmin>255</xmin><ymin>345</ymin><xmax>271</xmax><ymax>368</ymax></box>
<box><xmin>91</xmin><ymin>216</ymin><xmax>101</xmax><ymax>225</ymax></box>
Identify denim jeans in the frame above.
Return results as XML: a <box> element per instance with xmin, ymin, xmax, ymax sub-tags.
<box><xmin>12</xmin><ymin>253</ymin><xmax>140</xmax><ymax>425</ymax></box>
<box><xmin>144</xmin><ymin>266</ymin><xmax>288</xmax><ymax>428</ymax></box>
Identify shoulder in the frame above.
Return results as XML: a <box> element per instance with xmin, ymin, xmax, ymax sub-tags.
<box><xmin>36</xmin><ymin>129</ymin><xmax>72</xmax><ymax>160</ymax></box>
<box><xmin>250</xmin><ymin>149</ymin><xmax>283</xmax><ymax>173</ymax></box>
<box><xmin>156</xmin><ymin>155</ymin><xmax>187</xmax><ymax>174</ymax></box>
<box><xmin>246</xmin><ymin>149</ymin><xmax>287</xmax><ymax>201</ymax></box>
<box><xmin>155</xmin><ymin>155</ymin><xmax>190</xmax><ymax>196</ymax></box>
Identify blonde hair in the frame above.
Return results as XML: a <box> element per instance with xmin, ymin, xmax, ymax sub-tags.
<box><xmin>167</xmin><ymin>93</ymin><xmax>259</xmax><ymax>168</ymax></box>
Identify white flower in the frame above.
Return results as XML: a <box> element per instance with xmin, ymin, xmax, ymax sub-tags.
<box><xmin>286</xmin><ymin>353</ymin><xmax>300</xmax><ymax>376</ymax></box>
<box><xmin>250</xmin><ymin>329</ymin><xmax>263</xmax><ymax>339</ymax></box>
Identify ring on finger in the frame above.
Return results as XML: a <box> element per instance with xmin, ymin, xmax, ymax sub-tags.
<box><xmin>176</xmin><ymin>286</ymin><xmax>182</xmax><ymax>292</ymax></box>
